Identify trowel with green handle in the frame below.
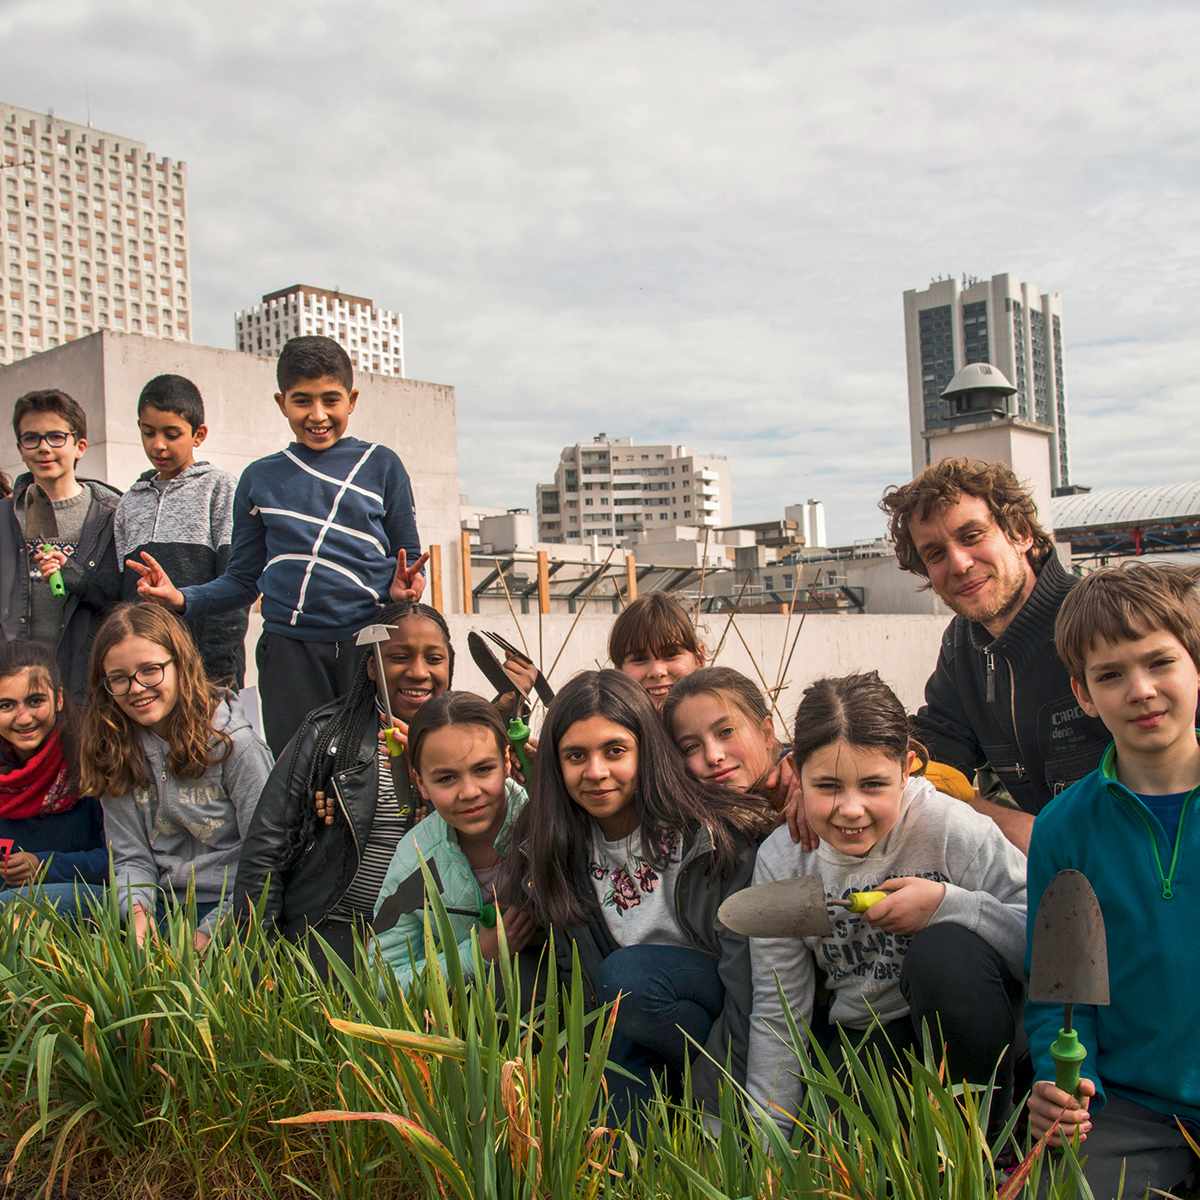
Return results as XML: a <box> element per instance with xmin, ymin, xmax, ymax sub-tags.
<box><xmin>1029</xmin><ymin>869</ymin><xmax>1110</xmax><ymax>1098</ymax></box>
<box><xmin>717</xmin><ymin>876</ymin><xmax>889</xmax><ymax>938</ymax></box>
<box><xmin>355</xmin><ymin>623</ymin><xmax>405</xmax><ymax>759</ymax></box>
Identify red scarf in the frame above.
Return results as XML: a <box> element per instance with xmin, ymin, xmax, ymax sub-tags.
<box><xmin>0</xmin><ymin>729</ymin><xmax>77</xmax><ymax>820</ymax></box>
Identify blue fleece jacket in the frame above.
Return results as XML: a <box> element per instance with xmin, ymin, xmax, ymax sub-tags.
<box><xmin>1025</xmin><ymin>743</ymin><xmax>1200</xmax><ymax>1122</ymax></box>
<box><xmin>179</xmin><ymin>438</ymin><xmax>422</xmax><ymax>642</ymax></box>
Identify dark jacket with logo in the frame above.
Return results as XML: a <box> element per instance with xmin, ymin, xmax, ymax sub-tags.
<box><xmin>0</xmin><ymin>475</ymin><xmax>121</xmax><ymax>703</ymax></box>
<box><xmin>551</xmin><ymin>823</ymin><xmax>759</xmax><ymax>1104</ymax></box>
<box><xmin>912</xmin><ymin>553</ymin><xmax>1111</xmax><ymax>815</ymax></box>
<box><xmin>232</xmin><ymin>700</ymin><xmax>416</xmax><ymax>937</ymax></box>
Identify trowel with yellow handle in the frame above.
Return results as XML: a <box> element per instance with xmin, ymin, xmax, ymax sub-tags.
<box><xmin>717</xmin><ymin>876</ymin><xmax>888</xmax><ymax>938</ymax></box>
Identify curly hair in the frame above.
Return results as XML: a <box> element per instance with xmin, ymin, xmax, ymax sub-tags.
<box><xmin>80</xmin><ymin>603</ymin><xmax>231</xmax><ymax>796</ymax></box>
<box><xmin>880</xmin><ymin>458</ymin><xmax>1054</xmax><ymax>578</ymax></box>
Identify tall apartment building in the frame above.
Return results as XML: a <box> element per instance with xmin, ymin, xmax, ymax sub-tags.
<box><xmin>235</xmin><ymin>284</ymin><xmax>405</xmax><ymax>378</ymax></box>
<box><xmin>903</xmin><ymin>272</ymin><xmax>1070</xmax><ymax>488</ymax></box>
<box><xmin>0</xmin><ymin>103</ymin><xmax>191</xmax><ymax>365</ymax></box>
<box><xmin>536</xmin><ymin>434</ymin><xmax>732</xmax><ymax>546</ymax></box>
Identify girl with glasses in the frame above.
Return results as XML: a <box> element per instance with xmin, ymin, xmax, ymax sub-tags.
<box><xmin>80</xmin><ymin>603</ymin><xmax>273</xmax><ymax>951</ymax></box>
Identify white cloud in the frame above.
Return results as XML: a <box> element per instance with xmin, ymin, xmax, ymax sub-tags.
<box><xmin>4</xmin><ymin>0</ymin><xmax>1198</xmax><ymax>542</ymax></box>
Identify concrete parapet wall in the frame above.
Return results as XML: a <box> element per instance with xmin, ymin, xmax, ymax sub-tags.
<box><xmin>243</xmin><ymin>609</ymin><xmax>950</xmax><ymax>735</ymax></box>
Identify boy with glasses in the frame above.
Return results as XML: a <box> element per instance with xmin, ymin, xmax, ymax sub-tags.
<box><xmin>0</xmin><ymin>389</ymin><xmax>121</xmax><ymax>702</ymax></box>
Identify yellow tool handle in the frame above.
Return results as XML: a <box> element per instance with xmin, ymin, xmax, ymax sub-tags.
<box><xmin>845</xmin><ymin>890</ymin><xmax>888</xmax><ymax>913</ymax></box>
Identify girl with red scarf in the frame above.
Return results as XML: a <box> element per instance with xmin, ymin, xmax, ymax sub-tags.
<box><xmin>0</xmin><ymin>639</ymin><xmax>106</xmax><ymax>913</ymax></box>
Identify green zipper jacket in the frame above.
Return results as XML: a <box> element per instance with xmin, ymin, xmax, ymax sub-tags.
<box><xmin>1025</xmin><ymin>741</ymin><xmax>1200</xmax><ymax>1121</ymax></box>
<box><xmin>372</xmin><ymin>780</ymin><xmax>527</xmax><ymax>989</ymax></box>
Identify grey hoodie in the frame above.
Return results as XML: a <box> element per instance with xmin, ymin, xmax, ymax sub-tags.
<box><xmin>102</xmin><ymin>694</ymin><xmax>274</xmax><ymax>934</ymax></box>
<box><xmin>745</xmin><ymin>776</ymin><xmax>1027</xmax><ymax>1124</ymax></box>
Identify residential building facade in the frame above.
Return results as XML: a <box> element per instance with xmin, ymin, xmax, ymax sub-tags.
<box><xmin>235</xmin><ymin>284</ymin><xmax>405</xmax><ymax>378</ymax></box>
<box><xmin>0</xmin><ymin>103</ymin><xmax>191</xmax><ymax>365</ymax></box>
<box><xmin>902</xmin><ymin>272</ymin><xmax>1070</xmax><ymax>488</ymax></box>
<box><xmin>536</xmin><ymin>434</ymin><xmax>732</xmax><ymax>546</ymax></box>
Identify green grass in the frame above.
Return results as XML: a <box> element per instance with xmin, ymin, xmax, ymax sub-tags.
<box><xmin>0</xmin><ymin>884</ymin><xmax>1104</xmax><ymax>1199</ymax></box>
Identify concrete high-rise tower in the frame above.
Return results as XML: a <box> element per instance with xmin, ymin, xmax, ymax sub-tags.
<box><xmin>235</xmin><ymin>285</ymin><xmax>405</xmax><ymax>378</ymax></box>
<box><xmin>903</xmin><ymin>272</ymin><xmax>1070</xmax><ymax>488</ymax></box>
<box><xmin>0</xmin><ymin>103</ymin><xmax>191</xmax><ymax>365</ymax></box>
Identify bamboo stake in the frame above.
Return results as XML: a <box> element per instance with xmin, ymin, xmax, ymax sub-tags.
<box><xmin>545</xmin><ymin>545</ymin><xmax>618</xmax><ymax>683</ymax></box>
<box><xmin>773</xmin><ymin>563</ymin><xmax>802</xmax><ymax>700</ymax></box>
<box><xmin>775</xmin><ymin>568</ymin><xmax>821</xmax><ymax>702</ymax></box>
<box><xmin>693</xmin><ymin>525</ymin><xmax>712</xmax><ymax>624</ymax></box>
<box><xmin>711</xmin><ymin>574</ymin><xmax>753</xmax><ymax>663</ymax></box>
<box><xmin>495</xmin><ymin>560</ymin><xmax>532</xmax><ymax>659</ymax></box>
<box><xmin>729</xmin><ymin>616</ymin><xmax>789</xmax><ymax>732</ymax></box>
<box><xmin>611</xmin><ymin>577</ymin><xmax>627</xmax><ymax>610</ymax></box>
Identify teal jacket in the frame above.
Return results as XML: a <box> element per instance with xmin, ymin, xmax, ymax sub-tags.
<box><xmin>372</xmin><ymin>780</ymin><xmax>527</xmax><ymax>989</ymax></box>
<box><xmin>1025</xmin><ymin>743</ymin><xmax>1200</xmax><ymax>1122</ymax></box>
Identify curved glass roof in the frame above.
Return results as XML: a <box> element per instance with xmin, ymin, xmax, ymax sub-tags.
<box><xmin>1052</xmin><ymin>481</ymin><xmax>1200</xmax><ymax>530</ymax></box>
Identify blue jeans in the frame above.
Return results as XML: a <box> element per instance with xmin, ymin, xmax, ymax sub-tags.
<box><xmin>594</xmin><ymin>943</ymin><xmax>725</xmax><ymax>1123</ymax></box>
<box><xmin>0</xmin><ymin>880</ymin><xmax>105</xmax><ymax>919</ymax></box>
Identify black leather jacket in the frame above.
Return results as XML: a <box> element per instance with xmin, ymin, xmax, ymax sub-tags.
<box><xmin>233</xmin><ymin>700</ymin><xmax>384</xmax><ymax>937</ymax></box>
<box><xmin>912</xmin><ymin>554</ymin><xmax>1111</xmax><ymax>815</ymax></box>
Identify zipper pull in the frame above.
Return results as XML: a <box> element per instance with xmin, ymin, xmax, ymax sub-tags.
<box><xmin>1162</xmin><ymin>880</ymin><xmax>1174</xmax><ymax>900</ymax></box>
<box><xmin>985</xmin><ymin>649</ymin><xmax>996</xmax><ymax>703</ymax></box>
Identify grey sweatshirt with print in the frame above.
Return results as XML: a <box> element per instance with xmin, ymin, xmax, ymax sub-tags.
<box><xmin>745</xmin><ymin>776</ymin><xmax>1027</xmax><ymax>1125</ymax></box>
<box><xmin>101</xmin><ymin>694</ymin><xmax>274</xmax><ymax>934</ymax></box>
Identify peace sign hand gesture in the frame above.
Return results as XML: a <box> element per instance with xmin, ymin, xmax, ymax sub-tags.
<box><xmin>389</xmin><ymin>548</ymin><xmax>429</xmax><ymax>604</ymax></box>
<box><xmin>125</xmin><ymin>551</ymin><xmax>185</xmax><ymax>612</ymax></box>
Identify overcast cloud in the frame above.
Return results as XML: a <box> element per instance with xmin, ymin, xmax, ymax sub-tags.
<box><xmin>4</xmin><ymin>1</ymin><xmax>1198</xmax><ymax>541</ymax></box>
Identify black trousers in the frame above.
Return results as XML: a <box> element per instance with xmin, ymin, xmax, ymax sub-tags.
<box><xmin>843</xmin><ymin>923</ymin><xmax>1024</xmax><ymax>1135</ymax></box>
<box><xmin>256</xmin><ymin>630</ymin><xmax>363</xmax><ymax>758</ymax></box>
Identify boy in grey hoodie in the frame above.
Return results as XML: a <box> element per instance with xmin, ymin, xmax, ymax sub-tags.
<box><xmin>115</xmin><ymin>375</ymin><xmax>247</xmax><ymax>687</ymax></box>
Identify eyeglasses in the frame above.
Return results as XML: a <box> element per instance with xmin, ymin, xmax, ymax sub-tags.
<box><xmin>18</xmin><ymin>430</ymin><xmax>75</xmax><ymax>450</ymax></box>
<box><xmin>103</xmin><ymin>660</ymin><xmax>173</xmax><ymax>697</ymax></box>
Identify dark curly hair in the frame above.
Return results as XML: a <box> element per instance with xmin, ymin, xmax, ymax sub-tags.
<box><xmin>880</xmin><ymin>457</ymin><xmax>1054</xmax><ymax>579</ymax></box>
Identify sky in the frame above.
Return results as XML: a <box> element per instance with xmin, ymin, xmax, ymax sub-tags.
<box><xmin>4</xmin><ymin>1</ymin><xmax>1198</xmax><ymax>543</ymax></box>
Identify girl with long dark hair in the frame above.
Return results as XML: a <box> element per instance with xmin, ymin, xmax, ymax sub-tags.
<box><xmin>504</xmin><ymin>669</ymin><xmax>774</xmax><ymax>1121</ymax></box>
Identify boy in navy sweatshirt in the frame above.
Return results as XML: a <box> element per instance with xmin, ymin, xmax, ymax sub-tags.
<box><xmin>129</xmin><ymin>338</ymin><xmax>426</xmax><ymax>756</ymax></box>
<box><xmin>115</xmin><ymin>374</ymin><xmax>247</xmax><ymax>688</ymax></box>
<box><xmin>1026</xmin><ymin>562</ymin><xmax>1200</xmax><ymax>1200</ymax></box>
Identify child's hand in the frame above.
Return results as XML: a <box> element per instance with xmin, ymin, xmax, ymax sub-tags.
<box><xmin>389</xmin><ymin>549</ymin><xmax>430</xmax><ymax>603</ymax></box>
<box><xmin>132</xmin><ymin>904</ymin><xmax>155</xmax><ymax>948</ymax></box>
<box><xmin>780</xmin><ymin>768</ymin><xmax>820</xmax><ymax>850</ymax></box>
<box><xmin>0</xmin><ymin>850</ymin><xmax>42</xmax><ymax>887</ymax></box>
<box><xmin>1028</xmin><ymin>1078</ymin><xmax>1094</xmax><ymax>1144</ymax></box>
<box><xmin>126</xmin><ymin>551</ymin><xmax>185</xmax><ymax>611</ymax></box>
<box><xmin>509</xmin><ymin>737</ymin><xmax>537</xmax><ymax>788</ymax></box>
<box><xmin>379</xmin><ymin>717</ymin><xmax>409</xmax><ymax>753</ymax></box>
<box><xmin>479</xmin><ymin>906</ymin><xmax>537</xmax><ymax>960</ymax></box>
<box><xmin>864</xmin><ymin>876</ymin><xmax>946</xmax><ymax>934</ymax></box>
<box><xmin>34</xmin><ymin>547</ymin><xmax>67</xmax><ymax>580</ymax></box>
<box><xmin>193</xmin><ymin>929</ymin><xmax>212</xmax><ymax>953</ymax></box>
<box><xmin>502</xmin><ymin>652</ymin><xmax>537</xmax><ymax>698</ymax></box>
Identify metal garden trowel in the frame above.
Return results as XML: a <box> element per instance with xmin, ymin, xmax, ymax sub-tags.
<box><xmin>717</xmin><ymin>877</ymin><xmax>889</xmax><ymax>938</ymax></box>
<box><xmin>355</xmin><ymin>623</ymin><xmax>404</xmax><ymax>758</ymax></box>
<box><xmin>1029</xmin><ymin>869</ymin><xmax>1110</xmax><ymax>1096</ymax></box>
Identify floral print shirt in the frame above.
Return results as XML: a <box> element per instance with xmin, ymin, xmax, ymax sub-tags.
<box><xmin>588</xmin><ymin>824</ymin><xmax>689</xmax><ymax>950</ymax></box>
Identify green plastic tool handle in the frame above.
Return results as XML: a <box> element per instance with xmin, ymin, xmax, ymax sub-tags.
<box><xmin>1050</xmin><ymin>1027</ymin><xmax>1087</xmax><ymax>1096</ymax></box>
<box><xmin>40</xmin><ymin>545</ymin><xmax>66</xmax><ymax>599</ymax></box>
<box><xmin>383</xmin><ymin>727</ymin><xmax>404</xmax><ymax>758</ymax></box>
<box><xmin>507</xmin><ymin>716</ymin><xmax>532</xmax><ymax>781</ymax></box>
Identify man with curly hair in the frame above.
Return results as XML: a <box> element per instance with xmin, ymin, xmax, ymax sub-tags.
<box><xmin>880</xmin><ymin>459</ymin><xmax>1110</xmax><ymax>851</ymax></box>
